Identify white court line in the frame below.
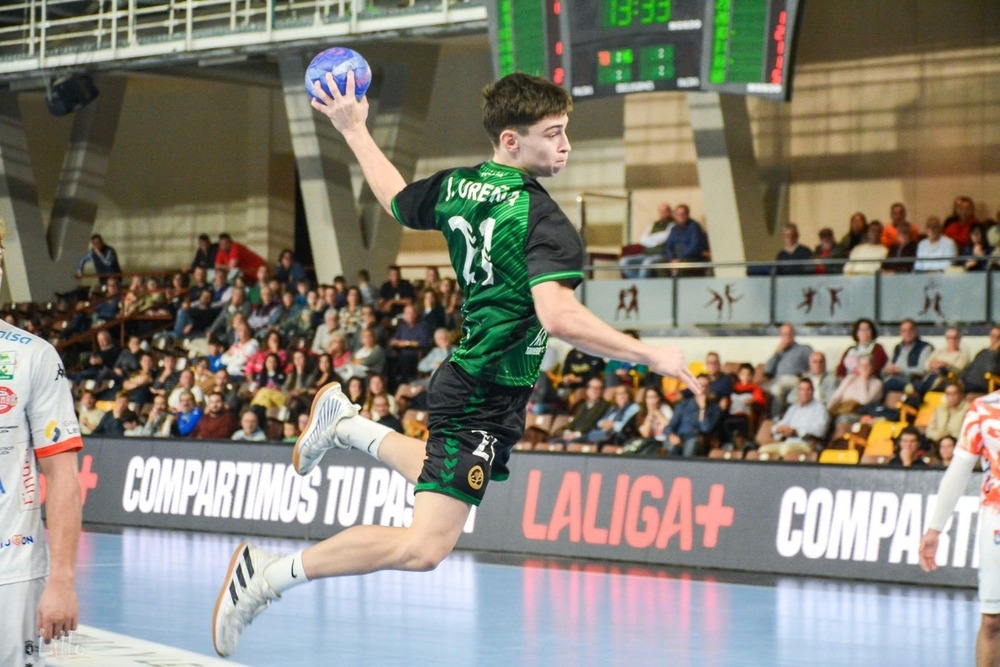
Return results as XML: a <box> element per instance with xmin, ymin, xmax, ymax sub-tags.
<box><xmin>44</xmin><ymin>625</ymin><xmax>245</xmax><ymax>666</ymax></box>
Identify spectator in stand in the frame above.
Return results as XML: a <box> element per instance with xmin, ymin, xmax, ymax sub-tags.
<box><xmin>943</xmin><ymin>195</ymin><xmax>978</xmax><ymax>248</ymax></box>
<box><xmin>620</xmin><ymin>203</ymin><xmax>674</xmax><ymax>279</ymax></box>
<box><xmin>882</xmin><ymin>222</ymin><xmax>918</xmax><ymax>273</ymax></box>
<box><xmin>760</xmin><ymin>378</ymin><xmax>830</xmax><ymax>457</ymax></box>
<box><xmin>75</xmin><ymin>233</ymin><xmax>122</xmax><ymax>284</ymax></box>
<box><xmin>958</xmin><ymin>326</ymin><xmax>1000</xmax><ymax>393</ymax></box>
<box><xmin>828</xmin><ymin>355</ymin><xmax>883</xmax><ymax>424</ymax></box>
<box><xmin>439</xmin><ymin>277</ymin><xmax>463</xmax><ymax>330</ymax></box>
<box><xmin>931</xmin><ymin>435</ymin><xmax>956</xmax><ymax>469</ymax></box>
<box><xmin>837</xmin><ymin>318</ymin><xmax>888</xmax><ymax>379</ymax></box>
<box><xmin>419</xmin><ymin>290</ymin><xmax>446</xmax><ymax>332</ymax></box>
<box><xmin>725</xmin><ymin>363</ymin><xmax>767</xmax><ymax>449</ymax></box>
<box><xmin>370</xmin><ymin>394</ymin><xmax>404</xmax><ymax>434</ymax></box>
<box><xmin>838</xmin><ymin>212</ymin><xmax>868</xmax><ymax>254</ymax></box>
<box><xmin>150</xmin><ymin>353</ymin><xmax>181</xmax><ymax>401</ymax></box>
<box><xmin>774</xmin><ymin>223</ymin><xmax>813</xmax><ymax>275</ymax></box>
<box><xmin>189</xmin><ymin>234</ymin><xmax>218</xmax><ymax>273</ymax></box>
<box><xmin>135</xmin><ymin>276</ymin><xmax>167</xmax><ymax>315</ymax></box>
<box><xmin>962</xmin><ymin>224</ymin><xmax>992</xmax><ymax>272</ymax></box>
<box><xmin>764</xmin><ymin>323</ymin><xmax>813</xmax><ymax>417</ymax></box>
<box><xmin>327</xmin><ymin>332</ymin><xmax>354</xmax><ymax>374</ymax></box>
<box><xmin>91</xmin><ymin>391</ymin><xmax>130</xmax><ymax>437</ymax></box>
<box><xmin>880</xmin><ymin>202</ymin><xmax>920</xmax><ymax>248</ymax></box>
<box><xmin>357</xmin><ymin>269</ymin><xmax>378</xmax><ymax>307</ymax></box>
<box><xmin>559</xmin><ymin>346</ymin><xmax>606</xmax><ymax>400</ymax></box>
<box><xmin>246</xmin><ymin>266</ymin><xmax>270</xmax><ymax>306</ymax></box>
<box><xmin>74</xmin><ymin>329</ymin><xmax>119</xmax><ymax>382</ymax></box>
<box><xmin>702</xmin><ymin>351</ymin><xmax>734</xmax><ymax>412</ymax></box>
<box><xmin>112</xmin><ymin>335</ymin><xmax>143</xmax><ymax>386</ymax></box>
<box><xmin>135</xmin><ymin>395</ymin><xmax>173</xmax><ymax>438</ymax></box>
<box><xmin>274</xmin><ymin>249</ymin><xmax>307</xmax><ymax>293</ymax></box>
<box><xmin>273</xmin><ymin>290</ymin><xmax>302</xmax><ymax>329</ymax></box>
<box><xmin>416</xmin><ymin>328</ymin><xmax>452</xmax><ymax>379</ymax></box>
<box><xmin>168</xmin><ymin>368</ymin><xmax>205</xmax><ymax>410</ymax></box>
<box><xmin>192</xmin><ymin>391</ymin><xmax>239</xmax><ymax>440</ymax></box>
<box><xmin>789</xmin><ymin>351</ymin><xmax>838</xmax><ymax>407</ymax></box>
<box><xmin>423</xmin><ymin>266</ymin><xmax>442</xmax><ymax>295</ymax></box>
<box><xmin>188</xmin><ymin>266</ymin><xmax>211</xmax><ymax>302</ymax></box>
<box><xmin>918</xmin><ymin>327</ymin><xmax>970</xmax><ymax>394</ymax></box>
<box><xmin>882</xmin><ymin>319</ymin><xmax>934</xmax><ymax>393</ymax></box>
<box><xmin>209</xmin><ymin>270</ymin><xmax>233</xmax><ymax>309</ymax></box>
<box><xmin>206</xmin><ymin>287</ymin><xmax>250</xmax><ymax>345</ymax></box>
<box><xmin>120</xmin><ymin>410</ymin><xmax>143</xmax><ymax>437</ymax></box>
<box><xmin>390</xmin><ymin>303</ymin><xmax>433</xmax><ymax>385</ymax></box>
<box><xmin>814</xmin><ymin>227</ymin><xmax>847</xmax><ymax>274</ymax></box>
<box><xmin>626</xmin><ymin>387</ymin><xmax>673</xmax><ymax>454</ymax></box>
<box><xmin>914</xmin><ymin>217</ymin><xmax>958</xmax><ymax>272</ymax></box>
<box><xmin>172</xmin><ymin>390</ymin><xmax>203</xmax><ymax>437</ymax></box>
<box><xmin>843</xmin><ymin>220</ymin><xmax>887</xmax><ymax>275</ymax></box>
<box><xmin>661</xmin><ymin>204</ymin><xmax>709</xmax><ymax>276</ymax></box>
<box><xmin>604</xmin><ymin>330</ymin><xmax>648</xmax><ymax>388</ymax></box>
<box><xmin>925</xmin><ymin>381</ymin><xmax>970</xmax><ymax>443</ymax></box>
<box><xmin>378</xmin><ymin>265</ymin><xmax>416</xmax><ymax>319</ymax></box>
<box><xmin>247</xmin><ymin>285</ymin><xmax>281</xmax><ymax>336</ymax></box>
<box><xmin>281</xmin><ymin>421</ymin><xmax>300</xmax><ymax>443</ymax></box>
<box><xmin>331</xmin><ymin>276</ymin><xmax>349</xmax><ymax>309</ymax></box>
<box><xmin>77</xmin><ymin>389</ymin><xmax>104</xmax><ymax>435</ymax></box>
<box><xmin>361</xmin><ymin>374</ymin><xmax>397</xmax><ymax>419</ymax></box>
<box><xmin>282</xmin><ymin>303</ymin><xmax>317</xmax><ymax>344</ymax></box>
<box><xmin>577</xmin><ymin>384</ymin><xmax>640</xmax><ymax>445</ymax></box>
<box><xmin>349</xmin><ymin>327</ymin><xmax>387</xmax><ymax>377</ymax></box>
<box><xmin>552</xmin><ymin>377</ymin><xmax>611</xmax><ymax>444</ymax></box>
<box><xmin>232</xmin><ymin>410</ymin><xmax>267</xmax><ymax>442</ymax></box>
<box><xmin>307</xmin><ymin>353</ymin><xmax>339</xmax><ymax>399</ymax></box>
<box><xmin>220</xmin><ymin>317</ymin><xmax>259</xmax><ymax>383</ymax></box>
<box><xmin>311</xmin><ymin>309</ymin><xmax>342</xmax><ymax>356</ymax></box>
<box><xmin>665</xmin><ymin>374</ymin><xmax>721</xmax><ymax>457</ymax></box>
<box><xmin>887</xmin><ymin>427</ymin><xmax>927</xmax><ymax>468</ymax></box>
<box><xmin>339</xmin><ymin>287</ymin><xmax>365</xmax><ymax>344</ymax></box>
<box><xmin>214</xmin><ymin>232</ymin><xmax>267</xmax><ymax>283</ymax></box>
<box><xmin>92</xmin><ymin>278</ymin><xmax>123</xmax><ymax>323</ymax></box>
<box><xmin>345</xmin><ymin>376</ymin><xmax>366</xmax><ymax>406</ymax></box>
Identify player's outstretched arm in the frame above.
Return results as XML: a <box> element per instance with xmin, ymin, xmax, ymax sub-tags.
<box><xmin>37</xmin><ymin>450</ymin><xmax>81</xmax><ymax>642</ymax></box>
<box><xmin>531</xmin><ymin>281</ymin><xmax>700</xmax><ymax>393</ymax></box>
<box><xmin>919</xmin><ymin>446</ymin><xmax>978</xmax><ymax>572</ymax></box>
<box><xmin>310</xmin><ymin>70</ymin><xmax>406</xmax><ymax>216</ymax></box>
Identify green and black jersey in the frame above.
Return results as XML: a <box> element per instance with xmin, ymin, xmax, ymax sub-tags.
<box><xmin>391</xmin><ymin>161</ymin><xmax>585</xmax><ymax>388</ymax></box>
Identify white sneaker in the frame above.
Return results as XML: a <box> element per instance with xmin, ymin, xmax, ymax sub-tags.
<box><xmin>212</xmin><ymin>542</ymin><xmax>280</xmax><ymax>657</ymax></box>
<box><xmin>293</xmin><ymin>382</ymin><xmax>359</xmax><ymax>475</ymax></box>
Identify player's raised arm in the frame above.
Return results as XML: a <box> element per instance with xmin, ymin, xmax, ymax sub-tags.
<box><xmin>530</xmin><ymin>280</ymin><xmax>700</xmax><ymax>393</ymax></box>
<box><xmin>310</xmin><ymin>70</ymin><xmax>406</xmax><ymax>216</ymax></box>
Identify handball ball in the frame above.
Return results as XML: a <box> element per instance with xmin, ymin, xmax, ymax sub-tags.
<box><xmin>305</xmin><ymin>47</ymin><xmax>372</xmax><ymax>102</ymax></box>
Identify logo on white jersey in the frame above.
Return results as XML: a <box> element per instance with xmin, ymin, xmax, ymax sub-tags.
<box><xmin>526</xmin><ymin>329</ymin><xmax>548</xmax><ymax>356</ymax></box>
<box><xmin>0</xmin><ymin>351</ymin><xmax>16</xmax><ymax>380</ymax></box>
<box><xmin>0</xmin><ymin>386</ymin><xmax>16</xmax><ymax>414</ymax></box>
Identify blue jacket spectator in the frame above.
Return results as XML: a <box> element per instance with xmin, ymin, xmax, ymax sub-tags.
<box><xmin>665</xmin><ymin>376</ymin><xmax>722</xmax><ymax>457</ymax></box>
<box><xmin>275</xmin><ymin>249</ymin><xmax>308</xmax><ymax>292</ymax></box>
<box><xmin>75</xmin><ymin>234</ymin><xmax>122</xmax><ymax>284</ymax></box>
<box><xmin>661</xmin><ymin>205</ymin><xmax>709</xmax><ymax>275</ymax></box>
<box><xmin>173</xmin><ymin>390</ymin><xmax>203</xmax><ymax>437</ymax></box>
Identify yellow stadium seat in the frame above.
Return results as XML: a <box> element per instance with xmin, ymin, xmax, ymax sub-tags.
<box><xmin>819</xmin><ymin>449</ymin><xmax>860</xmax><ymax>465</ymax></box>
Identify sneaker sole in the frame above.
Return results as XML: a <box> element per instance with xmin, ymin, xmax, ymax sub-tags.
<box><xmin>211</xmin><ymin>541</ymin><xmax>250</xmax><ymax>657</ymax></box>
<box><xmin>293</xmin><ymin>381</ymin><xmax>344</xmax><ymax>475</ymax></box>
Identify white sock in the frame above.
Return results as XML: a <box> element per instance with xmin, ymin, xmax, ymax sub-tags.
<box><xmin>338</xmin><ymin>417</ymin><xmax>394</xmax><ymax>460</ymax></box>
<box><xmin>263</xmin><ymin>551</ymin><xmax>308</xmax><ymax>595</ymax></box>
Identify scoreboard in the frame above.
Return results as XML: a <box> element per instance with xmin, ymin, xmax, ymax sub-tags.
<box><xmin>487</xmin><ymin>0</ymin><xmax>803</xmax><ymax>101</ymax></box>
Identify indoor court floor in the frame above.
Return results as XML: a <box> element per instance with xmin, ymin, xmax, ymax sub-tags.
<box><xmin>51</xmin><ymin>526</ymin><xmax>978</xmax><ymax>666</ymax></box>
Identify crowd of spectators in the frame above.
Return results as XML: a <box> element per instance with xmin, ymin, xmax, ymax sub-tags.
<box><xmin>619</xmin><ymin>196</ymin><xmax>999</xmax><ymax>277</ymax></box>
<box><xmin>524</xmin><ymin>319</ymin><xmax>999</xmax><ymax>466</ymax></box>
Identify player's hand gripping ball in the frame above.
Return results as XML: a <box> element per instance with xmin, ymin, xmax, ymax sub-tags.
<box><xmin>304</xmin><ymin>47</ymin><xmax>372</xmax><ymax>102</ymax></box>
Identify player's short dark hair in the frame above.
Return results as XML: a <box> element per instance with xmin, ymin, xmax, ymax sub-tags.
<box><xmin>481</xmin><ymin>72</ymin><xmax>573</xmax><ymax>147</ymax></box>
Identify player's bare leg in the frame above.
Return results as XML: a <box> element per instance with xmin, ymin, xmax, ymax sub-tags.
<box><xmin>303</xmin><ymin>491</ymin><xmax>469</xmax><ymax>577</ymax></box>
<box><xmin>977</xmin><ymin>613</ymin><xmax>1000</xmax><ymax>667</ymax></box>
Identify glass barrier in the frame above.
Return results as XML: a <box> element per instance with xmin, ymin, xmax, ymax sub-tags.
<box><xmin>582</xmin><ymin>256</ymin><xmax>998</xmax><ymax>328</ymax></box>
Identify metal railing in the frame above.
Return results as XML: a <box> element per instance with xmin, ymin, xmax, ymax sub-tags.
<box><xmin>0</xmin><ymin>0</ymin><xmax>486</xmax><ymax>82</ymax></box>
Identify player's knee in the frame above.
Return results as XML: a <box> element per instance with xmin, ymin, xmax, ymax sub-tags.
<box><xmin>402</xmin><ymin>539</ymin><xmax>454</xmax><ymax>572</ymax></box>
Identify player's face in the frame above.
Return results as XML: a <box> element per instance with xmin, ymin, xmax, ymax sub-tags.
<box><xmin>512</xmin><ymin>114</ymin><xmax>571</xmax><ymax>177</ymax></box>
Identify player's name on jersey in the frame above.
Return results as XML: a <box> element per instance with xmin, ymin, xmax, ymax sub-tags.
<box><xmin>444</xmin><ymin>176</ymin><xmax>520</xmax><ymax>206</ymax></box>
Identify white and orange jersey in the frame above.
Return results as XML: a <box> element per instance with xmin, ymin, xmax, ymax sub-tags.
<box><xmin>958</xmin><ymin>391</ymin><xmax>1000</xmax><ymax>514</ymax></box>
<box><xmin>0</xmin><ymin>320</ymin><xmax>82</xmax><ymax>585</ymax></box>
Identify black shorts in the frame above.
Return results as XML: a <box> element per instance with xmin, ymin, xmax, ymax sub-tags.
<box><xmin>415</xmin><ymin>361</ymin><xmax>531</xmax><ymax>506</ymax></box>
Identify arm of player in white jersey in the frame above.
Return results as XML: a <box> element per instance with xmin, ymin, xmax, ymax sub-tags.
<box><xmin>927</xmin><ymin>447</ymin><xmax>979</xmax><ymax>532</ymax></box>
<box><xmin>531</xmin><ymin>281</ymin><xmax>699</xmax><ymax>393</ymax></box>
<box><xmin>36</xmin><ymin>450</ymin><xmax>81</xmax><ymax>642</ymax></box>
